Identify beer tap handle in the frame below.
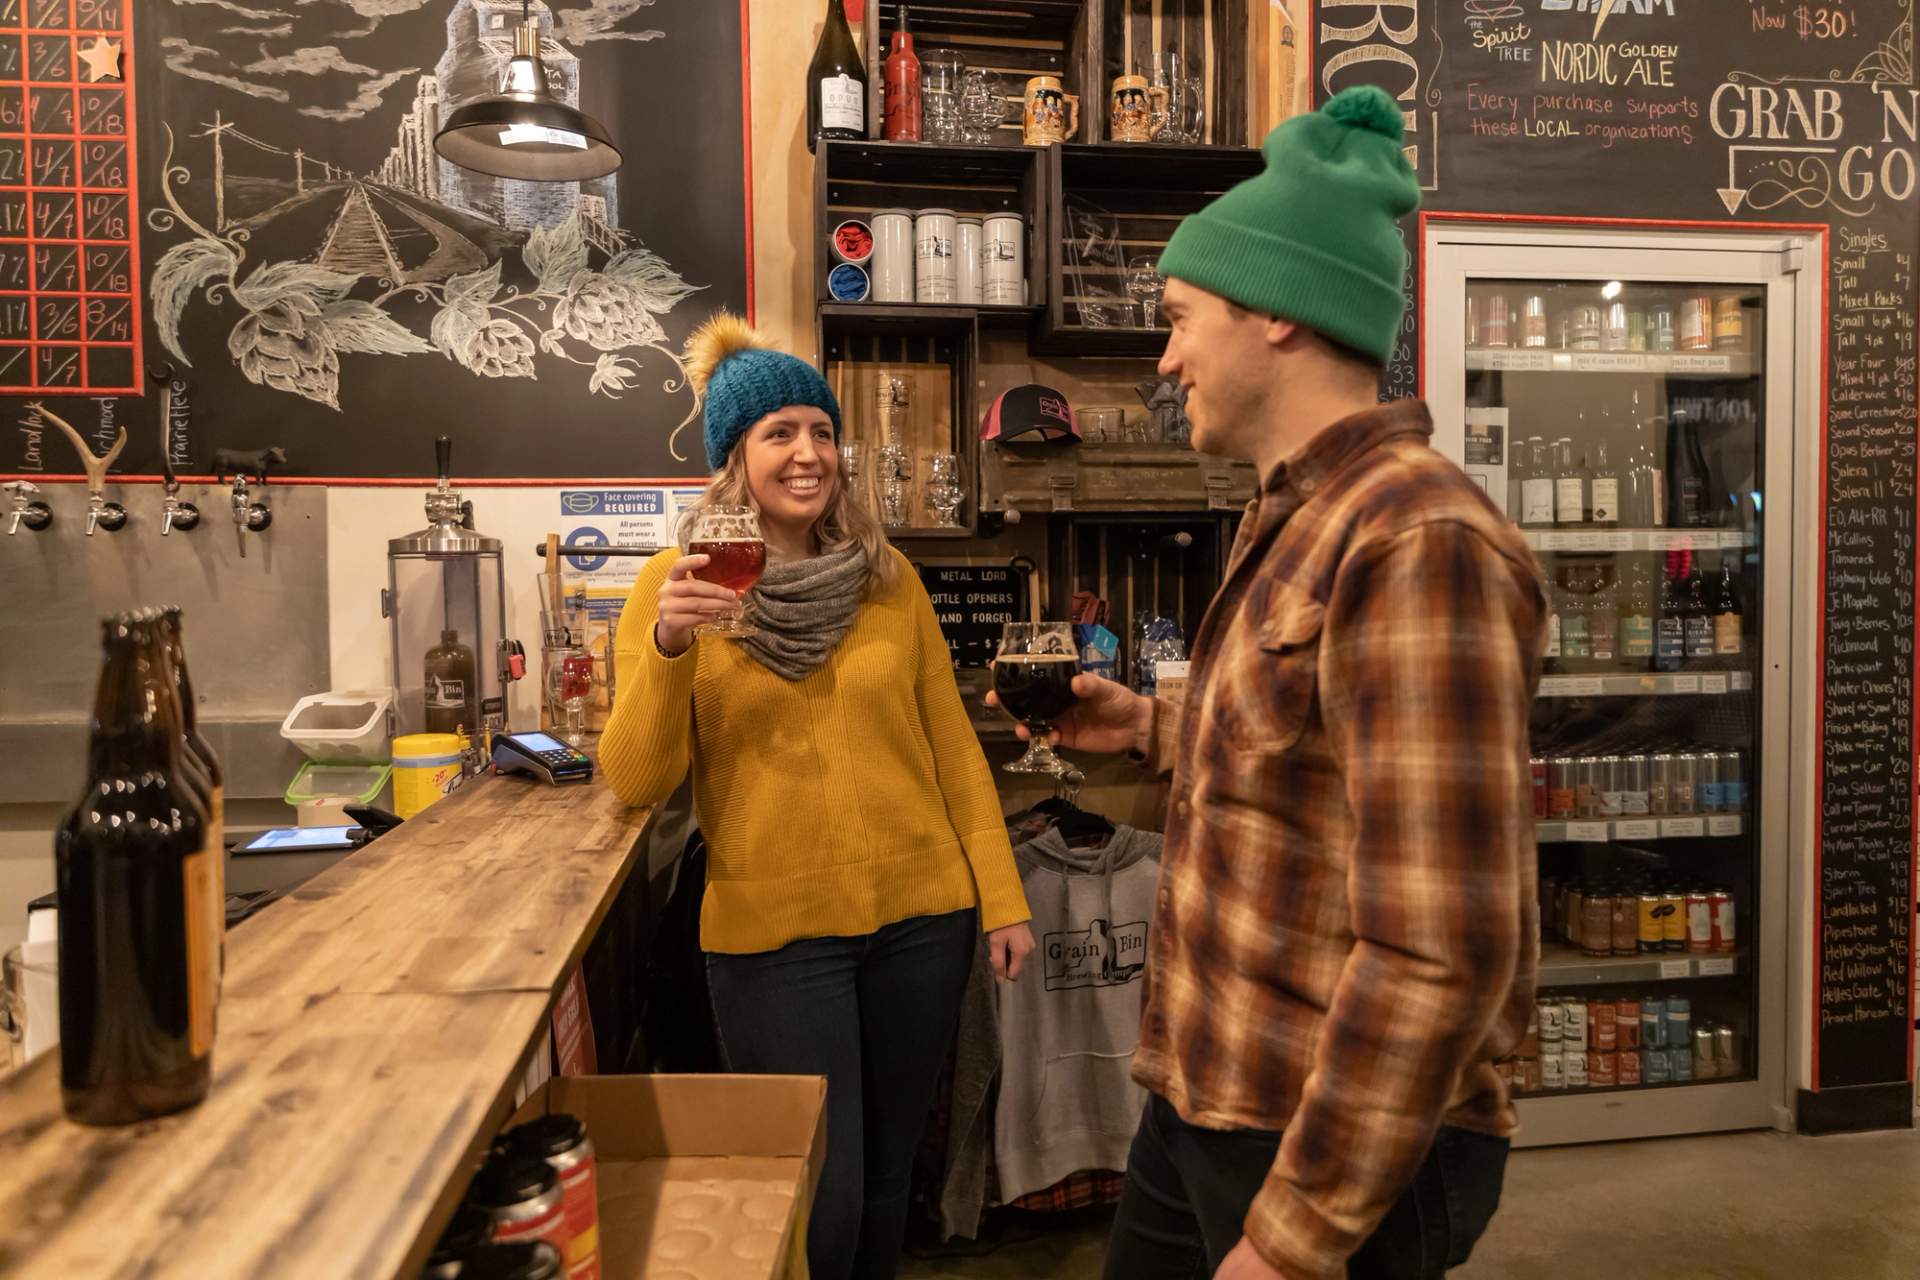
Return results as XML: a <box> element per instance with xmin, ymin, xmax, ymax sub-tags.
<box><xmin>33</xmin><ymin>402</ymin><xmax>126</xmax><ymax>534</ymax></box>
<box><xmin>4</xmin><ymin>479</ymin><xmax>51</xmax><ymax>534</ymax></box>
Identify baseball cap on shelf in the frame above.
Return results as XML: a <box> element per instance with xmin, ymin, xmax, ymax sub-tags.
<box><xmin>981</xmin><ymin>384</ymin><xmax>1081</xmax><ymax>444</ymax></box>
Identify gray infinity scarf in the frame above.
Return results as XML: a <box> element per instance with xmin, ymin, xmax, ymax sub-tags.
<box><xmin>739</xmin><ymin>544</ymin><xmax>869</xmax><ymax>680</ymax></box>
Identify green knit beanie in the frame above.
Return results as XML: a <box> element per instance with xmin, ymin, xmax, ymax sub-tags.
<box><xmin>1158</xmin><ymin>85</ymin><xmax>1420</xmax><ymax>365</ymax></box>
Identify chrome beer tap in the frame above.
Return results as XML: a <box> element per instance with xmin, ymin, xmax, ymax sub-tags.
<box><xmin>3</xmin><ymin>479</ymin><xmax>51</xmax><ymax>534</ymax></box>
<box><xmin>33</xmin><ymin>401</ymin><xmax>126</xmax><ymax>535</ymax></box>
<box><xmin>151</xmin><ymin>365</ymin><xmax>199</xmax><ymax>535</ymax></box>
<box><xmin>212</xmin><ymin>445</ymin><xmax>286</xmax><ymax>558</ymax></box>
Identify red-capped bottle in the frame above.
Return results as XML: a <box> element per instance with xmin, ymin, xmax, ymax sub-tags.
<box><xmin>884</xmin><ymin>5</ymin><xmax>922</xmax><ymax>141</ymax></box>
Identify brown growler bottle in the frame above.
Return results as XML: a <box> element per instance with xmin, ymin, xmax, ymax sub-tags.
<box><xmin>158</xmin><ymin>606</ymin><xmax>227</xmax><ymax>968</ymax></box>
<box><xmin>424</xmin><ymin>628</ymin><xmax>478</xmax><ymax>739</ymax></box>
<box><xmin>56</xmin><ymin>614</ymin><xmax>218</xmax><ymax>1124</ymax></box>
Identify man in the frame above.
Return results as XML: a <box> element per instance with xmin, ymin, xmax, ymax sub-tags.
<box><xmin>994</xmin><ymin>86</ymin><xmax>1545</xmax><ymax>1278</ymax></box>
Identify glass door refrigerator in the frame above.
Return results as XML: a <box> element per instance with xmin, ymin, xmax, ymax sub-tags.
<box><xmin>1424</xmin><ymin>222</ymin><xmax>1817</xmax><ymax>1146</ymax></box>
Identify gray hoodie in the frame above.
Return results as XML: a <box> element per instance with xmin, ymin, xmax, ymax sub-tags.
<box><xmin>992</xmin><ymin>824</ymin><xmax>1162</xmax><ymax>1203</ymax></box>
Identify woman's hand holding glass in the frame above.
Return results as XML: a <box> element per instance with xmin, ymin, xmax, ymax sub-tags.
<box><xmin>654</xmin><ymin>554</ymin><xmax>745</xmax><ymax>656</ymax></box>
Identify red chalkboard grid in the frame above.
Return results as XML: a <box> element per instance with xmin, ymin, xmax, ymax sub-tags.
<box><xmin>0</xmin><ymin>0</ymin><xmax>139</xmax><ymax>394</ymax></box>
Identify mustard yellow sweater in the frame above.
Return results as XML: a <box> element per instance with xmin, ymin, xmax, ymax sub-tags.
<box><xmin>600</xmin><ymin>548</ymin><xmax>1031</xmax><ymax>954</ymax></box>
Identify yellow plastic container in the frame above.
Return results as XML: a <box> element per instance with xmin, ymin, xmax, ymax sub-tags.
<box><xmin>391</xmin><ymin>733</ymin><xmax>466</xmax><ymax>820</ymax></box>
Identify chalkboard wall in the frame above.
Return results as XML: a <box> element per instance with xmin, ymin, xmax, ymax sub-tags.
<box><xmin>1317</xmin><ymin>1</ymin><xmax>1918</xmax><ymax>1100</ymax></box>
<box><xmin>0</xmin><ymin>0</ymin><xmax>747</xmax><ymax>481</ymax></box>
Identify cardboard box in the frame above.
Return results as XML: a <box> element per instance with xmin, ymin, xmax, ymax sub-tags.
<box><xmin>509</xmin><ymin>1074</ymin><xmax>828</xmax><ymax>1280</ymax></box>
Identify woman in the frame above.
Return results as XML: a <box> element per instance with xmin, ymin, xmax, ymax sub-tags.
<box><xmin>602</xmin><ymin>314</ymin><xmax>1035</xmax><ymax>1280</ymax></box>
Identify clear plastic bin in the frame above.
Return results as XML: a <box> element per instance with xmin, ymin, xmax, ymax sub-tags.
<box><xmin>280</xmin><ymin>689</ymin><xmax>395</xmax><ymax>764</ymax></box>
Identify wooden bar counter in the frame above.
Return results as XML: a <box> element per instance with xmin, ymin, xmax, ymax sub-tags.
<box><xmin>0</xmin><ymin>764</ymin><xmax>656</xmax><ymax>1279</ymax></box>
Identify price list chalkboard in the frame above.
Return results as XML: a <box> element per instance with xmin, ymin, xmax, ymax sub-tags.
<box><xmin>1818</xmin><ymin>220</ymin><xmax>1916</xmax><ymax>1090</ymax></box>
<box><xmin>0</xmin><ymin>0</ymin><xmax>138</xmax><ymax>394</ymax></box>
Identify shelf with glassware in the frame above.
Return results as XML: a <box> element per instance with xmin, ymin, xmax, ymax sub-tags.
<box><xmin>1037</xmin><ymin>143</ymin><xmax>1264</xmax><ymax>356</ymax></box>
<box><xmin>821</xmin><ymin>307</ymin><xmax>980</xmax><ymax>539</ymax></box>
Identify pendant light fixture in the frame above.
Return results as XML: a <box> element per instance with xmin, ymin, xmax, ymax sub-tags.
<box><xmin>434</xmin><ymin>0</ymin><xmax>622</xmax><ymax>182</ymax></box>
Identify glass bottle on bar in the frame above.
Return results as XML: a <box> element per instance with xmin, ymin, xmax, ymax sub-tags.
<box><xmin>807</xmin><ymin>0</ymin><xmax>868</xmax><ymax>152</ymax></box>
<box><xmin>158</xmin><ymin>606</ymin><xmax>225</xmax><ymax>969</ymax></box>
<box><xmin>1554</xmin><ymin>436</ymin><xmax>1587</xmax><ymax>528</ymax></box>
<box><xmin>57</xmin><ymin>614</ymin><xmax>218</xmax><ymax>1125</ymax></box>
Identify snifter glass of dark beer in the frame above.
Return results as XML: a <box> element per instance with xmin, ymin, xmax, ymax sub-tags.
<box><xmin>994</xmin><ymin>621</ymin><xmax>1080</xmax><ymax>774</ymax></box>
<box><xmin>688</xmin><ymin>506</ymin><xmax>766</xmax><ymax>639</ymax></box>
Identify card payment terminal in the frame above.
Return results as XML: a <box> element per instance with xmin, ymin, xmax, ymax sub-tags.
<box><xmin>491</xmin><ymin>731</ymin><xmax>594</xmax><ymax>785</ymax></box>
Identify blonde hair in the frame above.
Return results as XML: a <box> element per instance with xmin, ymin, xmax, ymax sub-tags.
<box><xmin>676</xmin><ymin>444</ymin><xmax>900</xmax><ymax>595</ymax></box>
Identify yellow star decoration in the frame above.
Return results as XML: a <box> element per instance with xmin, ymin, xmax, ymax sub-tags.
<box><xmin>76</xmin><ymin>36</ymin><xmax>123</xmax><ymax>84</ymax></box>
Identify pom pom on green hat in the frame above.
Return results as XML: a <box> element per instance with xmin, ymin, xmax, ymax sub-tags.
<box><xmin>1157</xmin><ymin>85</ymin><xmax>1421</xmax><ymax>366</ymax></box>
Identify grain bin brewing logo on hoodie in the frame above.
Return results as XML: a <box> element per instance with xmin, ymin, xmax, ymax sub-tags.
<box><xmin>1044</xmin><ymin>918</ymin><xmax>1148</xmax><ymax>991</ymax></box>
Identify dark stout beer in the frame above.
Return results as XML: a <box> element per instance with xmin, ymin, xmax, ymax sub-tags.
<box><xmin>994</xmin><ymin>653</ymin><xmax>1079</xmax><ymax>729</ymax></box>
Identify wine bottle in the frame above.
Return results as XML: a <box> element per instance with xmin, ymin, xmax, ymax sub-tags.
<box><xmin>1665</xmin><ymin>406</ymin><xmax>1714</xmax><ymax>528</ymax></box>
<box><xmin>1620</xmin><ymin>555</ymin><xmax>1655</xmax><ymax>665</ymax></box>
<box><xmin>808</xmin><ymin>0</ymin><xmax>868</xmax><ymax>153</ymax></box>
<box><xmin>1521</xmin><ymin>436</ymin><xmax>1555</xmax><ymax>528</ymax></box>
<box><xmin>1714</xmin><ymin>555</ymin><xmax>1744</xmax><ymax>656</ymax></box>
<box><xmin>1591</xmin><ymin>436</ymin><xmax>1619</xmax><ymax>525</ymax></box>
<box><xmin>1654</xmin><ymin>553</ymin><xmax>1686</xmax><ymax>672</ymax></box>
<box><xmin>1560</xmin><ymin>565</ymin><xmax>1591</xmax><ymax>668</ymax></box>
<box><xmin>1590</xmin><ymin>562</ymin><xmax>1618</xmax><ymax>666</ymax></box>
<box><xmin>883</xmin><ymin>5</ymin><xmax>922</xmax><ymax>141</ymax></box>
<box><xmin>1624</xmin><ymin>390</ymin><xmax>1662</xmax><ymax>526</ymax></box>
<box><xmin>1555</xmin><ymin>436</ymin><xmax>1586</xmax><ymax>528</ymax></box>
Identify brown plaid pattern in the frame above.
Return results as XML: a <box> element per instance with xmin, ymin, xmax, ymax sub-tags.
<box><xmin>1131</xmin><ymin>401</ymin><xmax>1547</xmax><ymax>1278</ymax></box>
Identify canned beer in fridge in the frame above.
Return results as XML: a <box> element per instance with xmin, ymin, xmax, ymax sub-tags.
<box><xmin>1576</xmin><ymin>756</ymin><xmax>1602</xmax><ymax>818</ymax></box>
<box><xmin>1523</xmin><ymin>294</ymin><xmax>1549</xmax><ymax>348</ymax></box>
<box><xmin>1672</xmin><ymin>753</ymin><xmax>1699</xmax><ymax>814</ymax></box>
<box><xmin>1538</xmin><ymin>998</ymin><xmax>1566</xmax><ymax>1046</ymax></box>
<box><xmin>1686</xmin><ymin>891</ymin><xmax>1714</xmax><ymax>953</ymax></box>
<box><xmin>1680</xmin><ymin>294</ymin><xmax>1713</xmax><ymax>350</ymax></box>
<box><xmin>1642</xmin><ymin>996</ymin><xmax>1666</xmax><ymax>1048</ymax></box>
<box><xmin>1598</xmin><ymin>755</ymin><xmax>1624</xmax><ymax>817</ymax></box>
<box><xmin>1649</xmin><ymin>753</ymin><xmax>1674</xmax><ymax>814</ymax></box>
<box><xmin>1531</xmin><ymin>757</ymin><xmax>1549</xmax><ymax>818</ymax></box>
<box><xmin>1484</xmin><ymin>294</ymin><xmax>1511</xmax><ymax>348</ymax></box>
<box><xmin>1565</xmin><ymin>1052</ymin><xmax>1589</xmax><ymax>1089</ymax></box>
<box><xmin>1665</xmin><ymin>996</ymin><xmax>1691</xmax><ymax>1052</ymax></box>
<box><xmin>1563</xmin><ymin>999</ymin><xmax>1589</xmax><ymax>1051</ymax></box>
<box><xmin>1611</xmin><ymin>893</ymin><xmax>1638</xmax><ymax>957</ymax></box>
<box><xmin>1715</xmin><ymin>1025</ymin><xmax>1740</xmax><ymax>1075</ymax></box>
<box><xmin>1622</xmin><ymin>754</ymin><xmax>1651</xmax><ymax>816</ymax></box>
<box><xmin>1591</xmin><ymin>1001</ymin><xmax>1618</xmax><ymax>1050</ymax></box>
<box><xmin>1582</xmin><ymin>891</ymin><xmax>1614</xmax><ymax>958</ymax></box>
<box><xmin>1619</xmin><ymin>1048</ymin><xmax>1642</xmax><ymax>1086</ymax></box>
<box><xmin>1550</xmin><ymin>758</ymin><xmax>1577</xmax><ymax>820</ymax></box>
<box><xmin>1639</xmin><ymin>894</ymin><xmax>1668</xmax><ymax>954</ymax></box>
<box><xmin>1697</xmin><ymin>751</ymin><xmax>1724</xmax><ymax>812</ymax></box>
<box><xmin>1466</xmin><ymin>294</ymin><xmax>1483</xmax><ymax>347</ymax></box>
<box><xmin>1645</xmin><ymin>1047</ymin><xmax>1672</xmax><ymax>1083</ymax></box>
<box><xmin>1615</xmin><ymin>998</ymin><xmax>1641</xmax><ymax>1048</ymax></box>
<box><xmin>1721</xmin><ymin>750</ymin><xmax>1746</xmax><ymax>811</ymax></box>
<box><xmin>1541</xmin><ymin>1051</ymin><xmax>1567</xmax><ymax>1090</ymax></box>
<box><xmin>1590</xmin><ymin>1050</ymin><xmax>1618</xmax><ymax>1088</ymax></box>
<box><xmin>1605</xmin><ymin>301</ymin><xmax>1630</xmax><ymax>351</ymax></box>
<box><xmin>1693</xmin><ymin>1026</ymin><xmax>1719</xmax><ymax>1080</ymax></box>
<box><xmin>1713</xmin><ymin>295</ymin><xmax>1745</xmax><ymax>350</ymax></box>
<box><xmin>1649</xmin><ymin>301</ymin><xmax>1676</xmax><ymax>351</ymax></box>
<box><xmin>1663</xmin><ymin>891</ymin><xmax>1688</xmax><ymax>951</ymax></box>
<box><xmin>1710</xmin><ymin>888</ymin><xmax>1736</xmax><ymax>952</ymax></box>
<box><xmin>1627</xmin><ymin>308</ymin><xmax>1648</xmax><ymax>352</ymax></box>
<box><xmin>1572</xmin><ymin>303</ymin><xmax>1603</xmax><ymax>350</ymax></box>
<box><xmin>1672</xmin><ymin>1041</ymin><xmax>1695</xmax><ymax>1081</ymax></box>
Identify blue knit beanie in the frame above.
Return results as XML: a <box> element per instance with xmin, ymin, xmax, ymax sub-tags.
<box><xmin>683</xmin><ymin>313</ymin><xmax>842</xmax><ymax>471</ymax></box>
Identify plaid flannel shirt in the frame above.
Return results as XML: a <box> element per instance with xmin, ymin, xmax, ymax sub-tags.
<box><xmin>1131</xmin><ymin>400</ymin><xmax>1546</xmax><ymax>1280</ymax></box>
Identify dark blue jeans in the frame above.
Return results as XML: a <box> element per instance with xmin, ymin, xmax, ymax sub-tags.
<box><xmin>1103</xmin><ymin>1094</ymin><xmax>1509</xmax><ymax>1279</ymax></box>
<box><xmin>705</xmin><ymin>909</ymin><xmax>976</xmax><ymax>1280</ymax></box>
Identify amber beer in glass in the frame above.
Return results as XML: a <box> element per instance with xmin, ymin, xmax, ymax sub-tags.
<box><xmin>688</xmin><ymin>506</ymin><xmax>766</xmax><ymax>639</ymax></box>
